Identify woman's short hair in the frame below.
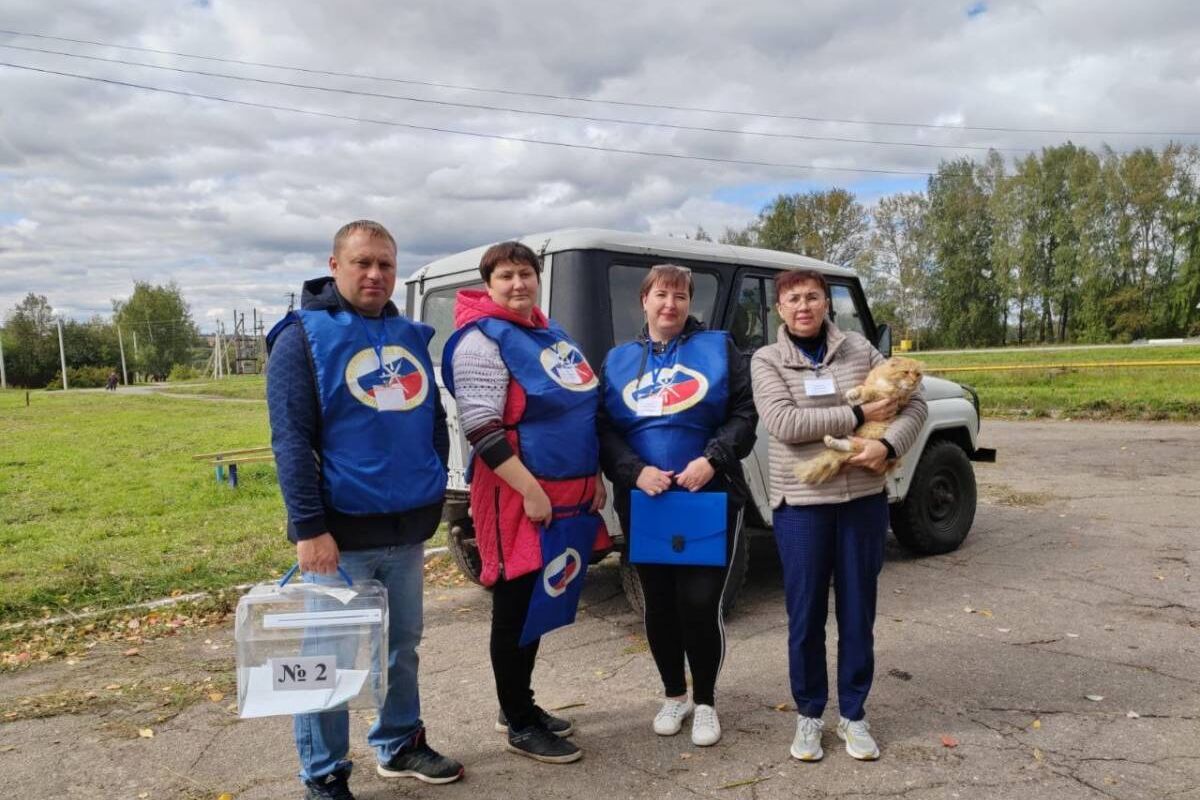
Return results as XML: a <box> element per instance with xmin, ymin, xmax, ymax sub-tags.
<box><xmin>479</xmin><ymin>241</ymin><xmax>542</xmax><ymax>284</ymax></box>
<box><xmin>639</xmin><ymin>263</ymin><xmax>694</xmax><ymax>301</ymax></box>
<box><xmin>774</xmin><ymin>269</ymin><xmax>830</xmax><ymax>300</ymax></box>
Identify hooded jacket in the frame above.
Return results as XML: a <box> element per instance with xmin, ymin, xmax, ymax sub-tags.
<box><xmin>442</xmin><ymin>289</ymin><xmax>610</xmax><ymax>586</ymax></box>
<box><xmin>266</xmin><ymin>276</ymin><xmax>449</xmax><ymax>549</ymax></box>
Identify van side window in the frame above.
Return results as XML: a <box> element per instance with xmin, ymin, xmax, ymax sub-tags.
<box><xmin>731</xmin><ymin>275</ymin><xmax>784</xmax><ymax>351</ymax></box>
<box><xmin>422</xmin><ymin>283</ymin><xmax>483</xmax><ymax>365</ymax></box>
<box><xmin>609</xmin><ymin>264</ymin><xmax>719</xmax><ymax>344</ymax></box>
<box><xmin>829</xmin><ymin>284</ymin><xmax>865</xmax><ymax>336</ymax></box>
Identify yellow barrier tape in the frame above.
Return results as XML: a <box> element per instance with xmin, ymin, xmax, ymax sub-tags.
<box><xmin>927</xmin><ymin>360</ymin><xmax>1200</xmax><ymax>374</ymax></box>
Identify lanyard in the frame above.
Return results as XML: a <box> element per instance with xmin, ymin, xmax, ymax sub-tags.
<box><xmin>636</xmin><ymin>336</ymin><xmax>680</xmax><ymax>395</ymax></box>
<box><xmin>353</xmin><ymin>312</ymin><xmax>393</xmax><ymax>374</ymax></box>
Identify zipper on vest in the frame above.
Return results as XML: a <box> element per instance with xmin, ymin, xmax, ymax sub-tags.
<box><xmin>493</xmin><ymin>487</ymin><xmax>506</xmax><ymax>581</ymax></box>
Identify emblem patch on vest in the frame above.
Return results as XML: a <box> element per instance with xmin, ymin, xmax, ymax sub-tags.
<box><xmin>621</xmin><ymin>365</ymin><xmax>709</xmax><ymax>414</ymax></box>
<box><xmin>539</xmin><ymin>341</ymin><xmax>598</xmax><ymax>391</ymax></box>
<box><xmin>542</xmin><ymin>547</ymin><xmax>583</xmax><ymax>597</ymax></box>
<box><xmin>344</xmin><ymin>346</ymin><xmax>429</xmax><ymax>411</ymax></box>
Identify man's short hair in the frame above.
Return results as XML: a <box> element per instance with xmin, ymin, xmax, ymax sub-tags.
<box><xmin>775</xmin><ymin>269</ymin><xmax>830</xmax><ymax>300</ymax></box>
<box><xmin>479</xmin><ymin>241</ymin><xmax>542</xmax><ymax>283</ymax></box>
<box><xmin>333</xmin><ymin>220</ymin><xmax>396</xmax><ymax>255</ymax></box>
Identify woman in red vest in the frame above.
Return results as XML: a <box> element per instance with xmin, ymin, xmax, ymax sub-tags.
<box><xmin>443</xmin><ymin>241</ymin><xmax>608</xmax><ymax>765</ymax></box>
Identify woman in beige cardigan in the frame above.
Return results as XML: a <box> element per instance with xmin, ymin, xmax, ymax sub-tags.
<box><xmin>750</xmin><ymin>269</ymin><xmax>926</xmax><ymax>764</ymax></box>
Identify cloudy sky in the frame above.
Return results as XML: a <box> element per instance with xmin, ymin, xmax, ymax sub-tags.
<box><xmin>1</xmin><ymin>0</ymin><xmax>1197</xmax><ymax>331</ymax></box>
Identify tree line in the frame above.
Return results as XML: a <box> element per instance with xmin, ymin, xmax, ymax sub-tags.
<box><xmin>0</xmin><ymin>283</ymin><xmax>200</xmax><ymax>388</ymax></box>
<box><xmin>707</xmin><ymin>143</ymin><xmax>1200</xmax><ymax>347</ymax></box>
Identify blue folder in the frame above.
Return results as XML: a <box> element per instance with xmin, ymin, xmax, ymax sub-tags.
<box><xmin>629</xmin><ymin>490</ymin><xmax>727</xmax><ymax>567</ymax></box>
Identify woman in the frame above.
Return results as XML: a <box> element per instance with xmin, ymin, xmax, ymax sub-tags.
<box><xmin>442</xmin><ymin>241</ymin><xmax>608</xmax><ymax>765</ymax></box>
<box><xmin>750</xmin><ymin>270</ymin><xmax>927</xmax><ymax>762</ymax></box>
<box><xmin>598</xmin><ymin>264</ymin><xmax>757</xmax><ymax>747</ymax></box>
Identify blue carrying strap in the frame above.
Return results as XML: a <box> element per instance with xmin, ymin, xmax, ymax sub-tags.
<box><xmin>278</xmin><ymin>562</ymin><xmax>354</xmax><ymax>587</ymax></box>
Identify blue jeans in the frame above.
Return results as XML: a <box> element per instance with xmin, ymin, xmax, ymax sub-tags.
<box><xmin>294</xmin><ymin>544</ymin><xmax>425</xmax><ymax>781</ymax></box>
<box><xmin>773</xmin><ymin>492</ymin><xmax>888</xmax><ymax>721</ymax></box>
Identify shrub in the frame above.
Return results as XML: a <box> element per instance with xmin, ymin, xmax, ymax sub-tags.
<box><xmin>45</xmin><ymin>366</ymin><xmax>113</xmax><ymax>390</ymax></box>
<box><xmin>168</xmin><ymin>363</ymin><xmax>202</xmax><ymax>382</ymax></box>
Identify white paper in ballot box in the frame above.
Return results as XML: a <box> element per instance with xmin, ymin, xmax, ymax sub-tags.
<box><xmin>240</xmin><ymin>660</ymin><xmax>369</xmax><ymax>719</ymax></box>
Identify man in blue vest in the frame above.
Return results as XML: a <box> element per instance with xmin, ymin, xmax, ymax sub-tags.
<box><xmin>267</xmin><ymin>220</ymin><xmax>463</xmax><ymax>800</ymax></box>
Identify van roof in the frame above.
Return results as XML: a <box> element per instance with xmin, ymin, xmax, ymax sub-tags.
<box><xmin>406</xmin><ymin>227</ymin><xmax>856</xmax><ymax>284</ymax></box>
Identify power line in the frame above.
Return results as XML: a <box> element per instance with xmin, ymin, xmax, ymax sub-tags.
<box><xmin>0</xmin><ymin>42</ymin><xmax>1032</xmax><ymax>154</ymax></box>
<box><xmin>0</xmin><ymin>61</ymin><xmax>936</xmax><ymax>177</ymax></box>
<box><xmin>1</xmin><ymin>27</ymin><xmax>1196</xmax><ymax>138</ymax></box>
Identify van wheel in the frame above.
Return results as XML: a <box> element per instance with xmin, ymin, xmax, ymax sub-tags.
<box><xmin>891</xmin><ymin>439</ymin><xmax>977</xmax><ymax>555</ymax></box>
<box><xmin>447</xmin><ymin>519</ymin><xmax>484</xmax><ymax>585</ymax></box>
<box><xmin>618</xmin><ymin>531</ymin><xmax>750</xmax><ymax>617</ymax></box>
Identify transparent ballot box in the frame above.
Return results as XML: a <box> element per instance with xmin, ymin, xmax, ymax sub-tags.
<box><xmin>235</xmin><ymin>566</ymin><xmax>388</xmax><ymax>719</ymax></box>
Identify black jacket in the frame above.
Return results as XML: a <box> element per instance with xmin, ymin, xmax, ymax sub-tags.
<box><xmin>597</xmin><ymin>316</ymin><xmax>758</xmax><ymax>519</ymax></box>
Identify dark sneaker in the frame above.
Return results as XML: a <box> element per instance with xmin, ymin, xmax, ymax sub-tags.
<box><xmin>495</xmin><ymin>705</ymin><xmax>575</xmax><ymax>737</ymax></box>
<box><xmin>376</xmin><ymin>731</ymin><xmax>464</xmax><ymax>784</ymax></box>
<box><xmin>303</xmin><ymin>767</ymin><xmax>356</xmax><ymax>800</ymax></box>
<box><xmin>506</xmin><ymin>723</ymin><xmax>583</xmax><ymax>764</ymax></box>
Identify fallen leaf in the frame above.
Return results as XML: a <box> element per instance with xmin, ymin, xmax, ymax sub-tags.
<box><xmin>773</xmin><ymin>703</ymin><xmax>791</xmax><ymax>711</ymax></box>
<box><xmin>207</xmin><ymin>692</ymin><xmax>225</xmax><ymax>703</ymax></box>
<box><xmin>679</xmin><ymin>753</ymin><xmax>692</xmax><ymax>760</ymax></box>
<box><xmin>940</xmin><ymin>735</ymin><xmax>958</xmax><ymax>748</ymax></box>
<box><xmin>719</xmin><ymin>777</ymin><xmax>770</xmax><ymax>790</ymax></box>
<box><xmin>1031</xmin><ymin>719</ymin><xmax>1041</xmax><ymax>730</ymax></box>
<box><xmin>1085</xmin><ymin>694</ymin><xmax>1104</xmax><ymax>702</ymax></box>
<box><xmin>138</xmin><ymin>793</ymin><xmax>149</xmax><ymax>799</ymax></box>
<box><xmin>123</xmin><ymin>647</ymin><xmax>140</xmax><ymax>657</ymax></box>
<box><xmin>137</xmin><ymin>728</ymin><xmax>154</xmax><ymax>739</ymax></box>
<box><xmin>105</xmin><ymin>684</ymin><xmax>121</xmax><ymax>691</ymax></box>
<box><xmin>1126</xmin><ymin>711</ymin><xmax>1140</xmax><ymax>719</ymax></box>
<box><xmin>1033</xmin><ymin>748</ymin><xmax>1044</xmax><ymax>762</ymax></box>
<box><xmin>217</xmin><ymin>794</ymin><xmax>234</xmax><ymax>800</ymax></box>
<box><xmin>0</xmin><ymin>745</ymin><xmax>16</xmax><ymax>753</ymax></box>
<box><xmin>978</xmin><ymin>609</ymin><xmax>993</xmax><ymax>618</ymax></box>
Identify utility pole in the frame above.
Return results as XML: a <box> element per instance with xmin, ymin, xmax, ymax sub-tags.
<box><xmin>117</xmin><ymin>325</ymin><xmax>129</xmax><ymax>385</ymax></box>
<box><xmin>0</xmin><ymin>327</ymin><xmax>7</xmax><ymax>390</ymax></box>
<box><xmin>57</xmin><ymin>317</ymin><xmax>69</xmax><ymax>391</ymax></box>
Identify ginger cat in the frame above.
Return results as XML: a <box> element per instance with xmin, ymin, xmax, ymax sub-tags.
<box><xmin>794</xmin><ymin>356</ymin><xmax>924</xmax><ymax>485</ymax></box>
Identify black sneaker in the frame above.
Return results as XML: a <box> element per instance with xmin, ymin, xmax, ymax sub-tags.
<box><xmin>506</xmin><ymin>723</ymin><xmax>583</xmax><ymax>764</ymax></box>
<box><xmin>303</xmin><ymin>767</ymin><xmax>356</xmax><ymax>800</ymax></box>
<box><xmin>495</xmin><ymin>705</ymin><xmax>575</xmax><ymax>737</ymax></box>
<box><xmin>376</xmin><ymin>730</ymin><xmax>464</xmax><ymax>784</ymax></box>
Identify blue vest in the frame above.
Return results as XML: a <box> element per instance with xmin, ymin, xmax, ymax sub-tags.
<box><xmin>281</xmin><ymin>308</ymin><xmax>446</xmax><ymax>516</ymax></box>
<box><xmin>443</xmin><ymin>318</ymin><xmax>599</xmax><ymax>480</ymax></box>
<box><xmin>602</xmin><ymin>331</ymin><xmax>729</xmax><ymax>474</ymax></box>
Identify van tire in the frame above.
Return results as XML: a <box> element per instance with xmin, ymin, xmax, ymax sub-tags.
<box><xmin>890</xmin><ymin>439</ymin><xmax>976</xmax><ymax>555</ymax></box>
<box><xmin>618</xmin><ymin>532</ymin><xmax>749</xmax><ymax>618</ymax></box>
<box><xmin>447</xmin><ymin>518</ymin><xmax>484</xmax><ymax>586</ymax></box>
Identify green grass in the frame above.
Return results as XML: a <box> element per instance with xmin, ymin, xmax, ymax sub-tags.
<box><xmin>916</xmin><ymin>344</ymin><xmax>1200</xmax><ymax>420</ymax></box>
<box><xmin>0</xmin><ymin>389</ymin><xmax>447</xmax><ymax>620</ymax></box>
<box><xmin>158</xmin><ymin>375</ymin><xmax>266</xmax><ymax>400</ymax></box>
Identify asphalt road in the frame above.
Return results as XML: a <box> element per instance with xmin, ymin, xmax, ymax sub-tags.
<box><xmin>1</xmin><ymin>419</ymin><xmax>1197</xmax><ymax>800</ymax></box>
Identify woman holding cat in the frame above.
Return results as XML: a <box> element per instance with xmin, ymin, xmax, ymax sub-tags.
<box><xmin>750</xmin><ymin>269</ymin><xmax>927</xmax><ymax>763</ymax></box>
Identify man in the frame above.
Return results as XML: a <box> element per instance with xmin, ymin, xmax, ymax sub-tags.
<box><xmin>266</xmin><ymin>220</ymin><xmax>463</xmax><ymax>800</ymax></box>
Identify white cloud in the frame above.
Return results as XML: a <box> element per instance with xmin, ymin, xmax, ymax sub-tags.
<box><xmin>0</xmin><ymin>0</ymin><xmax>1197</xmax><ymax>329</ymax></box>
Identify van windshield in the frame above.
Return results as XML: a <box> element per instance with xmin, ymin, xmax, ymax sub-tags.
<box><xmin>608</xmin><ymin>264</ymin><xmax>720</xmax><ymax>345</ymax></box>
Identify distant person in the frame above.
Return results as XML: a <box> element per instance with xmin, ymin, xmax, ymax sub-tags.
<box><xmin>105</xmin><ymin>371</ymin><xmax>119</xmax><ymax>391</ymax></box>
<box><xmin>266</xmin><ymin>220</ymin><xmax>463</xmax><ymax>799</ymax></box>
<box><xmin>597</xmin><ymin>264</ymin><xmax>757</xmax><ymax>748</ymax></box>
<box><xmin>751</xmin><ymin>269</ymin><xmax>927</xmax><ymax>763</ymax></box>
<box><xmin>442</xmin><ymin>241</ymin><xmax>608</xmax><ymax>765</ymax></box>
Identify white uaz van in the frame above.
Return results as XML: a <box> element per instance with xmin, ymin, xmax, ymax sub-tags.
<box><xmin>405</xmin><ymin>229</ymin><xmax>996</xmax><ymax>612</ymax></box>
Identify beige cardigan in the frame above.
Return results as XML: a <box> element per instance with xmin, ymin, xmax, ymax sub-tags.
<box><xmin>750</xmin><ymin>323</ymin><xmax>928</xmax><ymax>508</ymax></box>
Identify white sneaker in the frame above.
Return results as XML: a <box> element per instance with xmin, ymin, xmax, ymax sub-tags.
<box><xmin>790</xmin><ymin>715</ymin><xmax>825</xmax><ymax>761</ymax></box>
<box><xmin>691</xmin><ymin>704</ymin><xmax>721</xmax><ymax>746</ymax></box>
<box><xmin>837</xmin><ymin>717</ymin><xmax>880</xmax><ymax>760</ymax></box>
<box><xmin>652</xmin><ymin>697</ymin><xmax>694</xmax><ymax>736</ymax></box>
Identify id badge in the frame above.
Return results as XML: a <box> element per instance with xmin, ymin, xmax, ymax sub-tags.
<box><xmin>804</xmin><ymin>377</ymin><xmax>836</xmax><ymax>397</ymax></box>
<box><xmin>374</xmin><ymin>385</ymin><xmax>409</xmax><ymax>411</ymax></box>
<box><xmin>636</xmin><ymin>392</ymin><xmax>664</xmax><ymax>417</ymax></box>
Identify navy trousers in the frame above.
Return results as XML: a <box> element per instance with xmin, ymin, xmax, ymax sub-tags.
<box><xmin>773</xmin><ymin>492</ymin><xmax>888</xmax><ymax>721</ymax></box>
